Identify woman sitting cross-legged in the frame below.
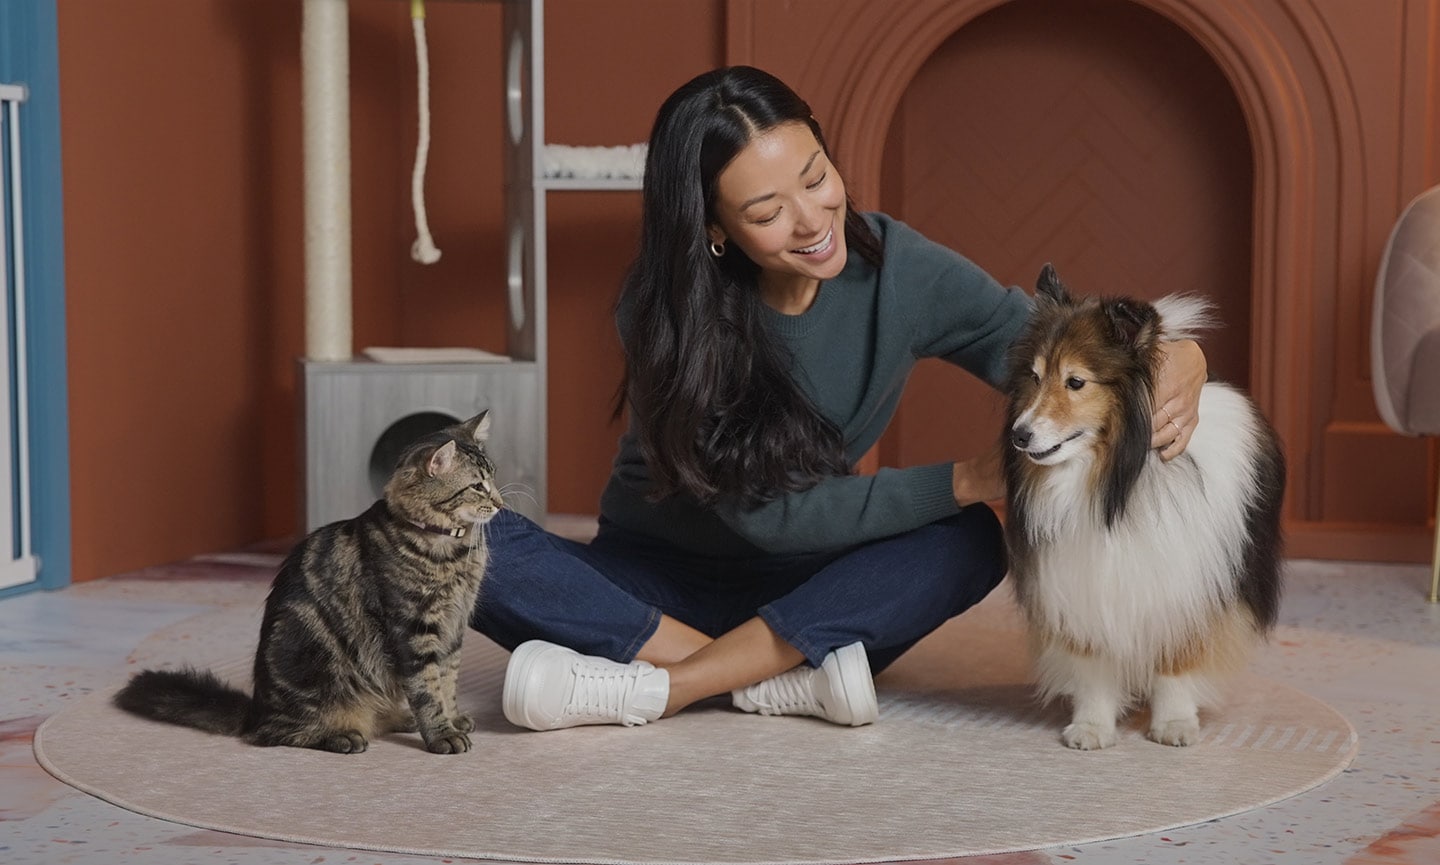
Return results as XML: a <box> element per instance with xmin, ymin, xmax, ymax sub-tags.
<box><xmin>471</xmin><ymin>65</ymin><xmax>1208</xmax><ymax>730</ymax></box>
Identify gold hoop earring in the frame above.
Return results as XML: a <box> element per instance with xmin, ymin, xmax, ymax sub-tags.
<box><xmin>709</xmin><ymin>240</ymin><xmax>725</xmax><ymax>257</ymax></box>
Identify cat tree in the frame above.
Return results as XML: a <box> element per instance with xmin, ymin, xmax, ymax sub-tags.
<box><xmin>297</xmin><ymin>0</ymin><xmax>642</xmax><ymax>531</ymax></box>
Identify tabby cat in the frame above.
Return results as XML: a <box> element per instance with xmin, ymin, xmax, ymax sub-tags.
<box><xmin>114</xmin><ymin>411</ymin><xmax>502</xmax><ymax>755</ymax></box>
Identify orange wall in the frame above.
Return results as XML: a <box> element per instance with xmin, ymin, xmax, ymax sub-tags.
<box><xmin>58</xmin><ymin>0</ymin><xmax>722</xmax><ymax>581</ymax></box>
<box><xmin>52</xmin><ymin>0</ymin><xmax>1440</xmax><ymax>581</ymax></box>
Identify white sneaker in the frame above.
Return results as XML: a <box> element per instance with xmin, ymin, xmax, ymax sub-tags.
<box><xmin>731</xmin><ymin>641</ymin><xmax>878</xmax><ymax>726</ymax></box>
<box><xmin>503</xmin><ymin>640</ymin><xmax>669</xmax><ymax>731</ymax></box>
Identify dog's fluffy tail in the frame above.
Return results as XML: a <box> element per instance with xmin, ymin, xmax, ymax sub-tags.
<box><xmin>1154</xmin><ymin>294</ymin><xmax>1219</xmax><ymax>342</ymax></box>
<box><xmin>113</xmin><ymin>667</ymin><xmax>249</xmax><ymax>736</ymax></box>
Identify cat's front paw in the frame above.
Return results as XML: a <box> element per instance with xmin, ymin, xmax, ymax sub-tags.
<box><xmin>451</xmin><ymin>713</ymin><xmax>475</xmax><ymax>734</ymax></box>
<box><xmin>1061</xmin><ymin>721</ymin><xmax>1117</xmax><ymax>750</ymax></box>
<box><xmin>1148</xmin><ymin>716</ymin><xmax>1200</xmax><ymax>747</ymax></box>
<box><xmin>426</xmin><ymin>730</ymin><xmax>472</xmax><ymax>755</ymax></box>
<box><xmin>319</xmin><ymin>730</ymin><xmax>369</xmax><ymax>754</ymax></box>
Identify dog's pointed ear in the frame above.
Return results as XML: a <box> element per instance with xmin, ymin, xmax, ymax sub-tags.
<box><xmin>1104</xmin><ymin>298</ymin><xmax>1160</xmax><ymax>348</ymax></box>
<box><xmin>1036</xmin><ymin>264</ymin><xmax>1070</xmax><ymax>305</ymax></box>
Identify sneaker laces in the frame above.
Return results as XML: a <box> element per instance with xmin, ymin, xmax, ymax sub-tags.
<box><xmin>564</xmin><ymin>659</ymin><xmax>651</xmax><ymax>724</ymax></box>
<box><xmin>749</xmin><ymin>667</ymin><xmax>821</xmax><ymax>716</ymax></box>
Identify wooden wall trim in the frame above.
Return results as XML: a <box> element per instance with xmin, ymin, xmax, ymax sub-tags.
<box><xmin>1288</xmin><ymin>521</ymin><xmax>1434</xmax><ymax>564</ymax></box>
<box><xmin>1404</xmin><ymin>0</ymin><xmax>1440</xmax><ymax>191</ymax></box>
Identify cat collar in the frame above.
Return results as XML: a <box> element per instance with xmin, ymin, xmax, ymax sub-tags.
<box><xmin>407</xmin><ymin>519</ymin><xmax>467</xmax><ymax>538</ymax></box>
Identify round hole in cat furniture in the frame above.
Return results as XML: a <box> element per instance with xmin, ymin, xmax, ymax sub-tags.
<box><xmin>367</xmin><ymin>411</ymin><xmax>460</xmax><ymax>497</ymax></box>
<box><xmin>301</xmin><ymin>360</ymin><xmax>543</xmax><ymax>531</ymax></box>
<box><xmin>505</xmin><ymin>30</ymin><xmax>524</xmax><ymax>146</ymax></box>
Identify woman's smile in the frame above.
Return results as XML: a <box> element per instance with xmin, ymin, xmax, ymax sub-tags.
<box><xmin>708</xmin><ymin>121</ymin><xmax>850</xmax><ymax>310</ymax></box>
<box><xmin>792</xmin><ymin>227</ymin><xmax>835</xmax><ymax>257</ymax></box>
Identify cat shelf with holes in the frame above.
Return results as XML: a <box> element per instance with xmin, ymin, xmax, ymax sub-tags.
<box><xmin>299</xmin><ymin>357</ymin><xmax>542</xmax><ymax>531</ymax></box>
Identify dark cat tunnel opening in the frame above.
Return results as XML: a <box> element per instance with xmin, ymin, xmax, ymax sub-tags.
<box><xmin>367</xmin><ymin>411</ymin><xmax>460</xmax><ymax>497</ymax></box>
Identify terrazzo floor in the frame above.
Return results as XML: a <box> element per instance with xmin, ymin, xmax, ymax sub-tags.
<box><xmin>2</xmin><ymin>524</ymin><xmax>1438</xmax><ymax>865</ymax></box>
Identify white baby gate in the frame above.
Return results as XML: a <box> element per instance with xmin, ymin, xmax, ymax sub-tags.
<box><xmin>0</xmin><ymin>82</ymin><xmax>36</xmax><ymax>591</ymax></box>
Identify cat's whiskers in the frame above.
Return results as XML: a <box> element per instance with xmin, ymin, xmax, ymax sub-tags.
<box><xmin>498</xmin><ymin>483</ymin><xmax>538</xmax><ymax>511</ymax></box>
<box><xmin>465</xmin><ymin>524</ymin><xmax>488</xmax><ymax>560</ymax></box>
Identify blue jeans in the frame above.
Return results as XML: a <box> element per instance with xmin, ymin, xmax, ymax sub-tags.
<box><xmin>470</xmin><ymin>505</ymin><xmax>1007</xmax><ymax>672</ymax></box>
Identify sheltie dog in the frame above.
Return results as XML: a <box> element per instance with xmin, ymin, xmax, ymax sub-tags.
<box><xmin>1002</xmin><ymin>265</ymin><xmax>1285</xmax><ymax>750</ymax></box>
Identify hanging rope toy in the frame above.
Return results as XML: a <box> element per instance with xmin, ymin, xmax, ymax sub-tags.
<box><xmin>409</xmin><ymin>0</ymin><xmax>442</xmax><ymax>264</ymax></box>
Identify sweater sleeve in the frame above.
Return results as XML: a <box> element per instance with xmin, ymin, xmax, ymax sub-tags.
<box><xmin>711</xmin><ymin>462</ymin><xmax>962</xmax><ymax>555</ymax></box>
<box><xmin>708</xmin><ymin>219</ymin><xmax>1033</xmax><ymax>555</ymax></box>
<box><xmin>887</xmin><ymin>220</ymin><xmax>1034</xmax><ymax>388</ymax></box>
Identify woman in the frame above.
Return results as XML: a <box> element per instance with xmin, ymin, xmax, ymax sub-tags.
<box><xmin>474</xmin><ymin>66</ymin><xmax>1208</xmax><ymax>731</ymax></box>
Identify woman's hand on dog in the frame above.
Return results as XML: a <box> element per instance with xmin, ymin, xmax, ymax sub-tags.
<box><xmin>1152</xmin><ymin>338</ymin><xmax>1207</xmax><ymax>460</ymax></box>
<box><xmin>952</xmin><ymin>441</ymin><xmax>1007</xmax><ymax>506</ymax></box>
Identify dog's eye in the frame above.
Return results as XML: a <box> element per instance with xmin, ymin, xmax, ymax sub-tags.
<box><xmin>1065</xmin><ymin>376</ymin><xmax>1086</xmax><ymax>390</ymax></box>
<box><xmin>1030</xmin><ymin>370</ymin><xmax>1040</xmax><ymax>384</ymax></box>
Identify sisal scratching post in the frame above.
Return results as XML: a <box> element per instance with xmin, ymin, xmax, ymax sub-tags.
<box><xmin>302</xmin><ymin>0</ymin><xmax>353</xmax><ymax>361</ymax></box>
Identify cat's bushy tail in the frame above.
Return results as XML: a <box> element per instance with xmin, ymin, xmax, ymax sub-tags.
<box><xmin>113</xmin><ymin>667</ymin><xmax>249</xmax><ymax>736</ymax></box>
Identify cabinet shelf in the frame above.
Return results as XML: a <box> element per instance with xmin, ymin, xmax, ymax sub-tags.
<box><xmin>538</xmin><ymin>177</ymin><xmax>643</xmax><ymax>192</ymax></box>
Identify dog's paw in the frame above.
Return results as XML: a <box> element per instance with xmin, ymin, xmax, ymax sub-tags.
<box><xmin>1148</xmin><ymin>717</ymin><xmax>1200</xmax><ymax>747</ymax></box>
<box><xmin>1061</xmin><ymin>721</ymin><xmax>1117</xmax><ymax>750</ymax></box>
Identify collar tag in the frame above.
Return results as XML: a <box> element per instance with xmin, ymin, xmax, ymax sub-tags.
<box><xmin>407</xmin><ymin>519</ymin><xmax>466</xmax><ymax>538</ymax></box>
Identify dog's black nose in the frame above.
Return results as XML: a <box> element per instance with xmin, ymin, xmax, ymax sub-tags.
<box><xmin>1011</xmin><ymin>426</ymin><xmax>1032</xmax><ymax>450</ymax></box>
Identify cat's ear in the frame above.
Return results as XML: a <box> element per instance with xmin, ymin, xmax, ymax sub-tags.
<box><xmin>464</xmin><ymin>410</ymin><xmax>491</xmax><ymax>443</ymax></box>
<box><xmin>427</xmin><ymin>440</ymin><xmax>459</xmax><ymax>477</ymax></box>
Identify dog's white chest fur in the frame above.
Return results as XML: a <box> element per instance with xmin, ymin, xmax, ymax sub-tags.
<box><xmin>1023</xmin><ymin>383</ymin><xmax>1264</xmax><ymax>664</ymax></box>
<box><xmin>1002</xmin><ymin>279</ymin><xmax>1284</xmax><ymax>748</ymax></box>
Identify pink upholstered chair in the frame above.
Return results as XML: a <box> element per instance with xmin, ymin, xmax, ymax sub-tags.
<box><xmin>1372</xmin><ymin>184</ymin><xmax>1440</xmax><ymax>602</ymax></box>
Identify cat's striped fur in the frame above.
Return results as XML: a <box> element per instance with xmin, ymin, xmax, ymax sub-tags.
<box><xmin>114</xmin><ymin>412</ymin><xmax>502</xmax><ymax>755</ymax></box>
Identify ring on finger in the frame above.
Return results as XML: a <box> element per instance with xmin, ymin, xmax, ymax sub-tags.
<box><xmin>1168</xmin><ymin>419</ymin><xmax>1182</xmax><ymax>436</ymax></box>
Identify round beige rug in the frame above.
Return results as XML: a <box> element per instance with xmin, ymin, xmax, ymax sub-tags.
<box><xmin>35</xmin><ymin>591</ymin><xmax>1356</xmax><ymax>864</ymax></box>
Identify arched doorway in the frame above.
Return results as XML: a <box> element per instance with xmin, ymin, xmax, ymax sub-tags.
<box><xmin>876</xmin><ymin>0</ymin><xmax>1253</xmax><ymax>467</ymax></box>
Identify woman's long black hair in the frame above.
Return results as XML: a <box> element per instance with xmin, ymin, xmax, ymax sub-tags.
<box><xmin>616</xmin><ymin>66</ymin><xmax>884</xmax><ymax>506</ymax></box>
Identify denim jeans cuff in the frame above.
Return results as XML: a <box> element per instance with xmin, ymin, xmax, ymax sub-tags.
<box><xmin>619</xmin><ymin>606</ymin><xmax>663</xmax><ymax>663</ymax></box>
<box><xmin>756</xmin><ymin>604</ymin><xmax>827</xmax><ymax>668</ymax></box>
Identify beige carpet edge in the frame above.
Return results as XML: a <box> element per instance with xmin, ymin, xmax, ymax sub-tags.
<box><xmin>31</xmin><ymin>592</ymin><xmax>1361</xmax><ymax>865</ymax></box>
<box><xmin>33</xmin><ymin>678</ymin><xmax>1360</xmax><ymax>865</ymax></box>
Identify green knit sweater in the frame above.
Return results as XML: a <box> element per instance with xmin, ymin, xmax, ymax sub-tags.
<box><xmin>599</xmin><ymin>212</ymin><xmax>1034</xmax><ymax>557</ymax></box>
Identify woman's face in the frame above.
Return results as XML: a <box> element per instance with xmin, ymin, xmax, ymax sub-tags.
<box><xmin>708</xmin><ymin>121</ymin><xmax>849</xmax><ymax>292</ymax></box>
